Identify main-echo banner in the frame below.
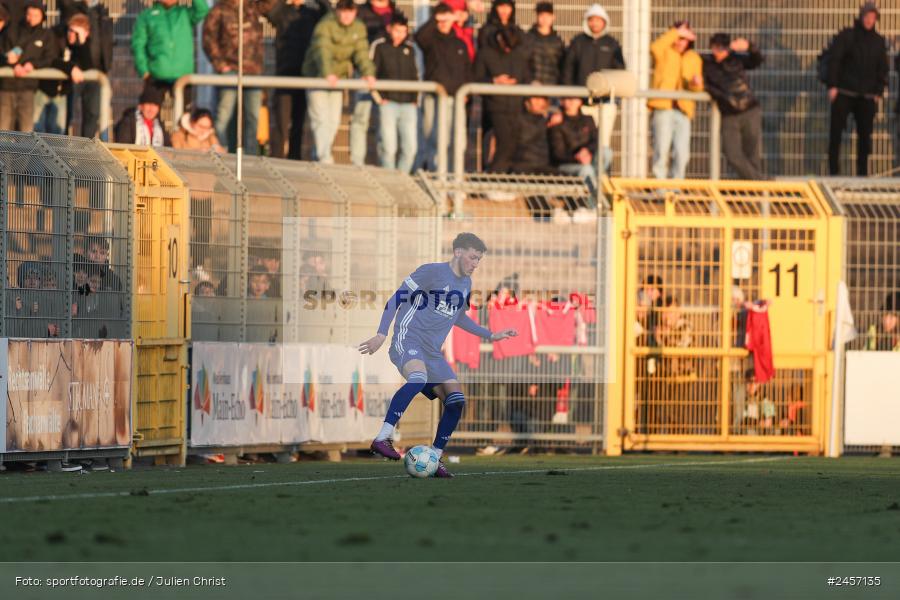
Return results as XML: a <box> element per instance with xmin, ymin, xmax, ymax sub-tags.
<box><xmin>190</xmin><ymin>342</ymin><xmax>400</xmax><ymax>447</ymax></box>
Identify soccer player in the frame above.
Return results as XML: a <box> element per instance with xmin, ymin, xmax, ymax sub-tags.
<box><xmin>358</xmin><ymin>232</ymin><xmax>516</xmax><ymax>477</ymax></box>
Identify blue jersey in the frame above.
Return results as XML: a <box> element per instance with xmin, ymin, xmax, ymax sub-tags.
<box><xmin>384</xmin><ymin>262</ymin><xmax>472</xmax><ymax>355</ymax></box>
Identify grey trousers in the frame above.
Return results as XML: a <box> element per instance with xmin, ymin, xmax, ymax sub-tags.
<box><xmin>721</xmin><ymin>105</ymin><xmax>764</xmax><ymax>180</ymax></box>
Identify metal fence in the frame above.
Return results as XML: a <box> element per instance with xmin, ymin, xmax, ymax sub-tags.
<box><xmin>813</xmin><ymin>177</ymin><xmax>900</xmax><ymax>456</ymax></box>
<box><xmin>815</xmin><ymin>178</ymin><xmax>900</xmax><ymax>351</ymax></box>
<box><xmin>453</xmin><ymin>83</ymin><xmax>719</xmax><ymax>180</ymax></box>
<box><xmin>0</xmin><ymin>132</ymin><xmax>132</xmax><ymax>340</ymax></box>
<box><xmin>172</xmin><ymin>74</ymin><xmax>450</xmax><ymax>174</ymax></box>
<box><xmin>420</xmin><ymin>172</ymin><xmax>611</xmax><ymax>450</ymax></box>
<box><xmin>605</xmin><ymin>177</ymin><xmax>842</xmax><ymax>454</ymax></box>
<box><xmin>154</xmin><ymin>147</ymin><xmax>247</xmax><ymax>343</ymax></box>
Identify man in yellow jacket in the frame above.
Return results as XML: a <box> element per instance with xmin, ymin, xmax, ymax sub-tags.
<box><xmin>648</xmin><ymin>21</ymin><xmax>703</xmax><ymax>179</ymax></box>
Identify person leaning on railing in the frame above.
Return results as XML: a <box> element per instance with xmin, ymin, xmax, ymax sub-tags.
<box><xmin>132</xmin><ymin>0</ymin><xmax>210</xmax><ymax>106</ymax></box>
<box><xmin>371</xmin><ymin>11</ymin><xmax>418</xmax><ymax>173</ymax></box>
<box><xmin>414</xmin><ymin>2</ymin><xmax>472</xmax><ymax>172</ymax></box>
<box><xmin>202</xmin><ymin>0</ymin><xmax>267</xmax><ymax>155</ymax></box>
<box><xmin>58</xmin><ymin>0</ymin><xmax>114</xmax><ymax>139</ymax></box>
<box><xmin>561</xmin><ymin>4</ymin><xmax>625</xmax><ymax>171</ymax></box>
<box><xmin>0</xmin><ymin>0</ymin><xmax>57</xmax><ymax>133</ymax></box>
<box><xmin>351</xmin><ymin>0</ymin><xmax>395</xmax><ymax>167</ymax></box>
<box><xmin>30</xmin><ymin>2</ymin><xmax>67</xmax><ymax>135</ymax></box>
<box><xmin>260</xmin><ymin>0</ymin><xmax>331</xmax><ymax>160</ymax></box>
<box><xmin>301</xmin><ymin>0</ymin><xmax>375</xmax><ymax>164</ymax></box>
<box><xmin>475</xmin><ymin>12</ymin><xmax>531</xmax><ymax>173</ymax></box>
<box><xmin>648</xmin><ymin>21</ymin><xmax>703</xmax><ymax>180</ymax></box>
<box><xmin>702</xmin><ymin>33</ymin><xmax>765</xmax><ymax>181</ymax></box>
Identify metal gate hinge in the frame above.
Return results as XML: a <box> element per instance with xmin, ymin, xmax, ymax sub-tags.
<box><xmin>621</xmin><ymin>229</ymin><xmax>632</xmax><ymax>240</ymax></box>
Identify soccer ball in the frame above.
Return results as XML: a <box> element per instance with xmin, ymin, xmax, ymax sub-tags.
<box><xmin>404</xmin><ymin>445</ymin><xmax>439</xmax><ymax>478</ymax></box>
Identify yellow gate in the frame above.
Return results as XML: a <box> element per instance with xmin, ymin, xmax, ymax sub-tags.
<box><xmin>606</xmin><ymin>179</ymin><xmax>842</xmax><ymax>454</ymax></box>
<box><xmin>107</xmin><ymin>145</ymin><xmax>190</xmax><ymax>465</ymax></box>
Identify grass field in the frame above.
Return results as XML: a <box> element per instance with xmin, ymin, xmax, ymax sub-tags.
<box><xmin>1</xmin><ymin>454</ymin><xmax>899</xmax><ymax>562</ymax></box>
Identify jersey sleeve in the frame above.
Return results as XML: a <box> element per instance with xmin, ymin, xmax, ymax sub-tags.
<box><xmin>403</xmin><ymin>263</ymin><xmax>439</xmax><ymax>293</ymax></box>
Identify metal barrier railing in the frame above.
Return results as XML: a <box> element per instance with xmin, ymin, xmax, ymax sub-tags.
<box><xmin>0</xmin><ymin>67</ymin><xmax>113</xmax><ymax>139</ymax></box>
<box><xmin>172</xmin><ymin>74</ymin><xmax>451</xmax><ymax>175</ymax></box>
<box><xmin>453</xmin><ymin>83</ymin><xmax>719</xmax><ymax>183</ymax></box>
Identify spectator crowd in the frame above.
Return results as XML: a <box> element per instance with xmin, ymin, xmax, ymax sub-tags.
<box><xmin>0</xmin><ymin>1</ymin><xmax>895</xmax><ymax>179</ymax></box>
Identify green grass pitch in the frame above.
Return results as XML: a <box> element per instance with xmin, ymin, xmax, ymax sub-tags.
<box><xmin>1</xmin><ymin>455</ymin><xmax>898</xmax><ymax>562</ymax></box>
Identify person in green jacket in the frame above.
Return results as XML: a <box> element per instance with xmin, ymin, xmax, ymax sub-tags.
<box><xmin>301</xmin><ymin>0</ymin><xmax>375</xmax><ymax>163</ymax></box>
<box><xmin>131</xmin><ymin>0</ymin><xmax>209</xmax><ymax>104</ymax></box>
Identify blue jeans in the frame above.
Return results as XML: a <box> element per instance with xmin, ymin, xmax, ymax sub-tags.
<box><xmin>651</xmin><ymin>108</ymin><xmax>691</xmax><ymax>179</ymax></box>
<box><xmin>215</xmin><ymin>87</ymin><xmax>262</xmax><ymax>155</ymax></box>
<box><xmin>350</xmin><ymin>92</ymin><xmax>372</xmax><ymax>166</ymax></box>
<box><xmin>307</xmin><ymin>89</ymin><xmax>343</xmax><ymax>163</ymax></box>
<box><xmin>420</xmin><ymin>94</ymin><xmax>454</xmax><ymax>171</ymax></box>
<box><xmin>559</xmin><ymin>162</ymin><xmax>598</xmax><ymax>184</ymax></box>
<box><xmin>33</xmin><ymin>89</ymin><xmax>66</xmax><ymax>134</ymax></box>
<box><xmin>378</xmin><ymin>101</ymin><xmax>418</xmax><ymax>172</ymax></box>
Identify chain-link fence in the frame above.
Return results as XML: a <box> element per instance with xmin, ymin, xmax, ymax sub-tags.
<box><xmin>419</xmin><ymin>172</ymin><xmax>610</xmax><ymax>450</ymax></box>
<box><xmin>0</xmin><ymin>132</ymin><xmax>132</xmax><ymax>340</ymax></box>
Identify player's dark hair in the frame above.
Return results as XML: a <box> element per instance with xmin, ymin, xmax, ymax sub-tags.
<box><xmin>452</xmin><ymin>232</ymin><xmax>487</xmax><ymax>253</ymax></box>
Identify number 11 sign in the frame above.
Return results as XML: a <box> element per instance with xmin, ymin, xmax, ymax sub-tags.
<box><xmin>761</xmin><ymin>250</ymin><xmax>817</xmax><ymax>358</ymax></box>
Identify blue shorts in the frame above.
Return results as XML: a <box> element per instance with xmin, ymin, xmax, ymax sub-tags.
<box><xmin>389</xmin><ymin>342</ymin><xmax>458</xmax><ymax>388</ymax></box>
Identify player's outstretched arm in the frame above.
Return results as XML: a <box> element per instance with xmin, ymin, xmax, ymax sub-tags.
<box><xmin>358</xmin><ymin>286</ymin><xmax>405</xmax><ymax>354</ymax></box>
<box><xmin>455</xmin><ymin>312</ymin><xmax>518</xmax><ymax>342</ymax></box>
<box><xmin>358</xmin><ymin>333</ymin><xmax>386</xmax><ymax>355</ymax></box>
<box><xmin>489</xmin><ymin>328</ymin><xmax>518</xmax><ymax>342</ymax></box>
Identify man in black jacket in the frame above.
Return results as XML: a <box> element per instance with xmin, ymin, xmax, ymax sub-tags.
<box><xmin>562</xmin><ymin>4</ymin><xmax>624</xmax><ymax>170</ymax></box>
<box><xmin>262</xmin><ymin>0</ymin><xmax>329</xmax><ymax>159</ymax></box>
<box><xmin>527</xmin><ymin>2</ymin><xmax>564</xmax><ymax>86</ymax></box>
<box><xmin>703</xmin><ymin>33</ymin><xmax>765</xmax><ymax>180</ymax></box>
<box><xmin>510</xmin><ymin>94</ymin><xmax>554</xmax><ymax>174</ymax></box>
<box><xmin>562</xmin><ymin>4</ymin><xmax>625</xmax><ymax>87</ymax></box>
<box><xmin>475</xmin><ymin>24</ymin><xmax>531</xmax><ymax>173</ymax></box>
<box><xmin>44</xmin><ymin>1</ymin><xmax>111</xmax><ymax>139</ymax></box>
<box><xmin>826</xmin><ymin>2</ymin><xmax>888</xmax><ymax>176</ymax></box>
<box><xmin>0</xmin><ymin>0</ymin><xmax>57</xmax><ymax>132</ymax></box>
<box><xmin>58</xmin><ymin>0</ymin><xmax>112</xmax><ymax>138</ymax></box>
<box><xmin>415</xmin><ymin>2</ymin><xmax>471</xmax><ymax>171</ymax></box>
<box><xmin>478</xmin><ymin>0</ymin><xmax>515</xmax><ymax>49</ymax></box>
<box><xmin>550</xmin><ymin>96</ymin><xmax>600</xmax><ymax>182</ymax></box>
<box><xmin>372</xmin><ymin>12</ymin><xmax>418</xmax><ymax>172</ymax></box>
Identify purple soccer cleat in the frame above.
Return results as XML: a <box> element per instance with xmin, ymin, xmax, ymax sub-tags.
<box><xmin>434</xmin><ymin>461</ymin><xmax>454</xmax><ymax>478</ymax></box>
<box><xmin>370</xmin><ymin>438</ymin><xmax>401</xmax><ymax>461</ymax></box>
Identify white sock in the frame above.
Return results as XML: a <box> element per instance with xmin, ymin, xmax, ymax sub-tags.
<box><xmin>431</xmin><ymin>446</ymin><xmax>443</xmax><ymax>459</ymax></box>
<box><xmin>375</xmin><ymin>422</ymin><xmax>395</xmax><ymax>441</ymax></box>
